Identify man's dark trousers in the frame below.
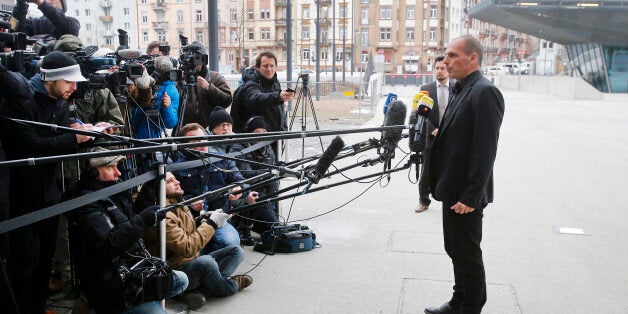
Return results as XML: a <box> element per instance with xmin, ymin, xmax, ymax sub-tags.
<box><xmin>442</xmin><ymin>200</ymin><xmax>486</xmax><ymax>314</ymax></box>
<box><xmin>418</xmin><ymin>151</ymin><xmax>431</xmax><ymax>206</ymax></box>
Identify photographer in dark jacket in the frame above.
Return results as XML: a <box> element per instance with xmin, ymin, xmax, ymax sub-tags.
<box><xmin>12</xmin><ymin>0</ymin><xmax>80</xmax><ymax>38</ymax></box>
<box><xmin>68</xmin><ymin>148</ymin><xmax>188</xmax><ymax>313</ymax></box>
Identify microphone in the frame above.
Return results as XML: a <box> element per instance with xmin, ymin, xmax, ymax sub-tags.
<box><xmin>409</xmin><ymin>95</ymin><xmax>434</xmax><ymax>153</ymax></box>
<box><xmin>116</xmin><ymin>49</ymin><xmax>144</xmax><ymax>60</ymax></box>
<box><xmin>303</xmin><ymin>136</ymin><xmax>345</xmax><ymax>193</ymax></box>
<box><xmin>381</xmin><ymin>100</ymin><xmax>407</xmax><ymax>160</ymax></box>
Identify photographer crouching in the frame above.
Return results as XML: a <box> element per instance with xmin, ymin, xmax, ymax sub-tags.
<box><xmin>67</xmin><ymin>148</ymin><xmax>188</xmax><ymax>313</ymax></box>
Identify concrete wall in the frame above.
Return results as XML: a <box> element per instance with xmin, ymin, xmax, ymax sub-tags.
<box><xmin>491</xmin><ymin>75</ymin><xmax>604</xmax><ymax>100</ymax></box>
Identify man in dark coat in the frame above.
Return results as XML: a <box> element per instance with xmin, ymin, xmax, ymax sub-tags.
<box><xmin>12</xmin><ymin>0</ymin><xmax>80</xmax><ymax>38</ymax></box>
<box><xmin>416</xmin><ymin>56</ymin><xmax>455</xmax><ymax>213</ymax></box>
<box><xmin>0</xmin><ymin>51</ymin><xmax>91</xmax><ymax>313</ymax></box>
<box><xmin>426</xmin><ymin>35</ymin><xmax>505</xmax><ymax>314</ymax></box>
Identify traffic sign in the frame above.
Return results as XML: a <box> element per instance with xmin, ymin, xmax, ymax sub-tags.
<box><xmin>378</xmin><ymin>49</ymin><xmax>384</xmax><ymax>55</ymax></box>
<box><xmin>519</xmin><ymin>49</ymin><xmax>525</xmax><ymax>57</ymax></box>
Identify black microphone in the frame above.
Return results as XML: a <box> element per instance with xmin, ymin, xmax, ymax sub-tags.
<box><xmin>380</xmin><ymin>100</ymin><xmax>407</xmax><ymax>166</ymax></box>
<box><xmin>409</xmin><ymin>95</ymin><xmax>434</xmax><ymax>153</ymax></box>
<box><xmin>303</xmin><ymin>136</ymin><xmax>345</xmax><ymax>193</ymax></box>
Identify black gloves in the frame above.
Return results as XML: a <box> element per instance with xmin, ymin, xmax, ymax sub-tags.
<box><xmin>139</xmin><ymin>205</ymin><xmax>166</xmax><ymax>227</ymax></box>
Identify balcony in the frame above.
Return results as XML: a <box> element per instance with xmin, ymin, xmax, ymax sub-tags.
<box><xmin>99</xmin><ymin>0</ymin><xmax>111</xmax><ymax>8</ymax></box>
<box><xmin>275</xmin><ymin>18</ymin><xmax>286</xmax><ymax>26</ymax></box>
<box><xmin>275</xmin><ymin>39</ymin><xmax>286</xmax><ymax>46</ymax></box>
<box><xmin>154</xmin><ymin>0</ymin><xmax>166</xmax><ymax>10</ymax></box>
<box><xmin>98</xmin><ymin>15</ymin><xmax>113</xmax><ymax>22</ymax></box>
<box><xmin>320</xmin><ymin>38</ymin><xmax>330</xmax><ymax>46</ymax></box>
<box><xmin>319</xmin><ymin>17</ymin><xmax>331</xmax><ymax>25</ymax></box>
<box><xmin>101</xmin><ymin>30</ymin><xmax>115</xmax><ymax>37</ymax></box>
<box><xmin>319</xmin><ymin>0</ymin><xmax>332</xmax><ymax>3</ymax></box>
<box><xmin>152</xmin><ymin>21</ymin><xmax>169</xmax><ymax>29</ymax></box>
<box><xmin>275</xmin><ymin>0</ymin><xmax>287</xmax><ymax>6</ymax></box>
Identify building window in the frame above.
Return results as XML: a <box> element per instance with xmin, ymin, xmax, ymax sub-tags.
<box><xmin>228</xmin><ymin>50</ymin><xmax>234</xmax><ymax>62</ymax></box>
<box><xmin>85</xmin><ymin>23</ymin><xmax>91</xmax><ymax>31</ymax></box>
<box><xmin>230</xmin><ymin>8</ymin><xmax>237</xmax><ymax>21</ymax></box>
<box><xmin>142</xmin><ymin>31</ymin><xmax>148</xmax><ymax>43</ymax></box>
<box><xmin>361</xmin><ymin>8</ymin><xmax>368</xmax><ymax>25</ymax></box>
<box><xmin>74</xmin><ymin>9</ymin><xmax>79</xmax><ymax>16</ymax></box>
<box><xmin>196</xmin><ymin>10</ymin><xmax>203</xmax><ymax>22</ymax></box>
<box><xmin>361</xmin><ymin>0</ymin><xmax>369</xmax><ymax>3</ymax></box>
<box><xmin>261</xmin><ymin>9</ymin><xmax>270</xmax><ymax>20</ymax></box>
<box><xmin>430</xmin><ymin>28</ymin><xmax>436</xmax><ymax>40</ymax></box>
<box><xmin>430</xmin><ymin>5</ymin><xmax>437</xmax><ymax>19</ymax></box>
<box><xmin>84</xmin><ymin>9</ymin><xmax>90</xmax><ymax>16</ymax></box>
<box><xmin>340</xmin><ymin>7</ymin><xmax>347</xmax><ymax>18</ymax></box>
<box><xmin>123</xmin><ymin>8</ymin><xmax>129</xmax><ymax>15</ymax></box>
<box><xmin>105</xmin><ymin>38</ymin><xmax>113</xmax><ymax>45</ymax></box>
<box><xmin>248</xmin><ymin>28</ymin><xmax>254</xmax><ymax>40</ymax></box>
<box><xmin>261</xmin><ymin>28</ymin><xmax>270</xmax><ymax>40</ymax></box>
<box><xmin>157</xmin><ymin>31</ymin><xmax>166</xmax><ymax>42</ymax></box>
<box><xmin>196</xmin><ymin>32</ymin><xmax>203</xmax><ymax>42</ymax></box>
<box><xmin>303</xmin><ymin>49</ymin><xmax>310</xmax><ymax>60</ymax></box>
<box><xmin>406</xmin><ymin>30</ymin><xmax>414</xmax><ymax>41</ymax></box>
<box><xmin>336</xmin><ymin>50</ymin><xmax>343</xmax><ymax>61</ymax></box>
<box><xmin>303</xmin><ymin>8</ymin><xmax>309</xmax><ymax>19</ymax></box>
<box><xmin>140</xmin><ymin>0</ymin><xmax>146</xmax><ymax>3</ymax></box>
<box><xmin>361</xmin><ymin>29</ymin><xmax>368</xmax><ymax>46</ymax></box>
<box><xmin>380</xmin><ymin>6</ymin><xmax>391</xmax><ymax>20</ymax></box>
<box><xmin>302</xmin><ymin>27</ymin><xmax>310</xmax><ymax>39</ymax></box>
<box><xmin>407</xmin><ymin>7</ymin><xmax>414</xmax><ymax>20</ymax></box>
<box><xmin>321</xmin><ymin>50</ymin><xmax>327</xmax><ymax>60</ymax></box>
<box><xmin>177</xmin><ymin>10</ymin><xmax>184</xmax><ymax>23</ymax></box>
<box><xmin>124</xmin><ymin>22</ymin><xmax>130</xmax><ymax>30</ymax></box>
<box><xmin>248</xmin><ymin>9</ymin><xmax>254</xmax><ymax>20</ymax></box>
<box><xmin>380</xmin><ymin>27</ymin><xmax>391</xmax><ymax>41</ymax></box>
<box><xmin>361</xmin><ymin>52</ymin><xmax>368</xmax><ymax>63</ymax></box>
<box><xmin>141</xmin><ymin>12</ymin><xmax>147</xmax><ymax>24</ymax></box>
<box><xmin>231</xmin><ymin>30</ymin><xmax>237</xmax><ymax>42</ymax></box>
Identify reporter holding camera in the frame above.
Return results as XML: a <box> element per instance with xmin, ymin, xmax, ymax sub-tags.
<box><xmin>136</xmin><ymin>172</ymin><xmax>252</xmax><ymax>310</ymax></box>
<box><xmin>12</xmin><ymin>0</ymin><xmax>80</xmax><ymax>38</ymax></box>
<box><xmin>68</xmin><ymin>148</ymin><xmax>188</xmax><ymax>313</ymax></box>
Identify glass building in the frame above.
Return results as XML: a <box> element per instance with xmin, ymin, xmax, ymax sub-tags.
<box><xmin>468</xmin><ymin>0</ymin><xmax>628</xmax><ymax>93</ymax></box>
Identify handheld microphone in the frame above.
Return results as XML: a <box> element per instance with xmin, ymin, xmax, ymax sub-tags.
<box><xmin>303</xmin><ymin>136</ymin><xmax>345</xmax><ymax>193</ymax></box>
<box><xmin>409</xmin><ymin>95</ymin><xmax>434</xmax><ymax>153</ymax></box>
<box><xmin>381</xmin><ymin>100</ymin><xmax>407</xmax><ymax>158</ymax></box>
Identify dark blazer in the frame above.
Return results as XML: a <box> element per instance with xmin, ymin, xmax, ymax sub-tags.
<box><xmin>419</xmin><ymin>78</ymin><xmax>455</xmax><ymax>149</ymax></box>
<box><xmin>429</xmin><ymin>70</ymin><xmax>504</xmax><ymax>210</ymax></box>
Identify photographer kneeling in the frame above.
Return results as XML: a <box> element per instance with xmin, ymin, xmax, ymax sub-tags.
<box><xmin>67</xmin><ymin>148</ymin><xmax>188</xmax><ymax>313</ymax></box>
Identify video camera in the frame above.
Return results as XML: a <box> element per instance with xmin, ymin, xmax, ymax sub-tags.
<box><xmin>0</xmin><ymin>49</ymin><xmax>37</xmax><ymax>72</ymax></box>
<box><xmin>178</xmin><ymin>35</ymin><xmax>207</xmax><ymax>84</ymax></box>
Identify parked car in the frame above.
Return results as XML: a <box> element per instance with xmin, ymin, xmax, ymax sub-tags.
<box><xmin>485</xmin><ymin>66</ymin><xmax>506</xmax><ymax>76</ymax></box>
<box><xmin>218</xmin><ymin>65</ymin><xmax>235</xmax><ymax>75</ymax></box>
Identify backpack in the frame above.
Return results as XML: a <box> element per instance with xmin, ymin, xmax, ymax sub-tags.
<box><xmin>253</xmin><ymin>224</ymin><xmax>317</xmax><ymax>254</ymax></box>
<box><xmin>230</xmin><ymin>82</ymin><xmax>250</xmax><ymax>133</ymax></box>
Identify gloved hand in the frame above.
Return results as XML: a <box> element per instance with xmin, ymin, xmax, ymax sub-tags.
<box><xmin>209</xmin><ymin>209</ymin><xmax>230</xmax><ymax>228</ymax></box>
<box><xmin>134</xmin><ymin>69</ymin><xmax>153</xmax><ymax>89</ymax></box>
<box><xmin>139</xmin><ymin>205</ymin><xmax>166</xmax><ymax>227</ymax></box>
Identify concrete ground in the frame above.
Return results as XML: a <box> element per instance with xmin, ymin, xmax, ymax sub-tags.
<box><xmin>192</xmin><ymin>85</ymin><xmax>628</xmax><ymax>313</ymax></box>
<box><xmin>44</xmin><ymin>83</ymin><xmax>628</xmax><ymax>313</ymax></box>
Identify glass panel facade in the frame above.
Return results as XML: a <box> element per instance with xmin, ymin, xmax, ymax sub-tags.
<box><xmin>565</xmin><ymin>44</ymin><xmax>628</xmax><ymax>93</ymax></box>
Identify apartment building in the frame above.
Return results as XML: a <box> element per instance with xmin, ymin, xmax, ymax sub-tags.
<box><xmin>66</xmin><ymin>0</ymin><xmax>136</xmax><ymax>50</ymax></box>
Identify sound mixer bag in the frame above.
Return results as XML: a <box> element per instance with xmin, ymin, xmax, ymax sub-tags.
<box><xmin>254</xmin><ymin>224</ymin><xmax>317</xmax><ymax>254</ymax></box>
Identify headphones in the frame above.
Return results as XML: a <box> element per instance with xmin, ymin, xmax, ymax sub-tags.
<box><xmin>244</xmin><ymin>115</ymin><xmax>264</xmax><ymax>133</ymax></box>
<box><xmin>84</xmin><ymin>165</ymin><xmax>99</xmax><ymax>180</ymax></box>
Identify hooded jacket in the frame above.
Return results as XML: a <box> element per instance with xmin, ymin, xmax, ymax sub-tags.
<box><xmin>0</xmin><ymin>73</ymin><xmax>79</xmax><ymax>216</ymax></box>
<box><xmin>13</xmin><ymin>0</ymin><xmax>80</xmax><ymax>38</ymax></box>
<box><xmin>241</xmin><ymin>68</ymin><xmax>287</xmax><ymax>132</ymax></box>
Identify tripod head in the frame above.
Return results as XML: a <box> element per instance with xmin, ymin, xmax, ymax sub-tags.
<box><xmin>299</xmin><ymin>73</ymin><xmax>309</xmax><ymax>87</ymax></box>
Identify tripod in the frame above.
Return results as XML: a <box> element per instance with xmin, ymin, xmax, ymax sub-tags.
<box><xmin>171</xmin><ymin>70</ymin><xmax>197</xmax><ymax>138</ymax></box>
<box><xmin>287</xmin><ymin>74</ymin><xmax>325</xmax><ymax>159</ymax></box>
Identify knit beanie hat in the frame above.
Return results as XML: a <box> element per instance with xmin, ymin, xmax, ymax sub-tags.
<box><xmin>54</xmin><ymin>34</ymin><xmax>83</xmax><ymax>53</ymax></box>
<box><xmin>245</xmin><ymin>116</ymin><xmax>267</xmax><ymax>133</ymax></box>
<box><xmin>88</xmin><ymin>147</ymin><xmax>125</xmax><ymax>168</ymax></box>
<box><xmin>208</xmin><ymin>106</ymin><xmax>233</xmax><ymax>129</ymax></box>
<box><xmin>40</xmin><ymin>51</ymin><xmax>86</xmax><ymax>82</ymax></box>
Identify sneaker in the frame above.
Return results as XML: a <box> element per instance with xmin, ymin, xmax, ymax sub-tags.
<box><xmin>48</xmin><ymin>273</ymin><xmax>70</xmax><ymax>292</ymax></box>
<box><xmin>181</xmin><ymin>292</ymin><xmax>206</xmax><ymax>310</ymax></box>
<box><xmin>231</xmin><ymin>274</ymin><xmax>253</xmax><ymax>291</ymax></box>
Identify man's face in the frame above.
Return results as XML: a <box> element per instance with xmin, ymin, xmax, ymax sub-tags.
<box><xmin>443</xmin><ymin>38</ymin><xmax>476</xmax><ymax>81</ymax></box>
<box><xmin>184</xmin><ymin>128</ymin><xmax>208</xmax><ymax>153</ymax></box>
<box><xmin>435</xmin><ymin>60</ymin><xmax>449</xmax><ymax>83</ymax></box>
<box><xmin>96</xmin><ymin>164</ymin><xmax>121</xmax><ymax>182</ymax></box>
<box><xmin>165</xmin><ymin>173</ymin><xmax>184</xmax><ymax>198</ymax></box>
<box><xmin>148</xmin><ymin>47</ymin><xmax>162</xmax><ymax>56</ymax></box>
<box><xmin>259</xmin><ymin>56</ymin><xmax>277</xmax><ymax>80</ymax></box>
<box><xmin>212</xmin><ymin>122</ymin><xmax>233</xmax><ymax>136</ymax></box>
<box><xmin>46</xmin><ymin>80</ymin><xmax>77</xmax><ymax>100</ymax></box>
<box><xmin>47</xmin><ymin>0</ymin><xmax>64</xmax><ymax>10</ymax></box>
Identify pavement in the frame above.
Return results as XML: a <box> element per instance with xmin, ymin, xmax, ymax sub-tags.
<box><xmin>46</xmin><ymin>82</ymin><xmax>628</xmax><ymax>313</ymax></box>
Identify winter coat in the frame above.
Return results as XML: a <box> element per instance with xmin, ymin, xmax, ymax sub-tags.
<box><xmin>0</xmin><ymin>74</ymin><xmax>79</xmax><ymax>216</ymax></box>
<box><xmin>241</xmin><ymin>69</ymin><xmax>287</xmax><ymax>132</ymax></box>
<box><xmin>179</xmin><ymin>67</ymin><xmax>232</xmax><ymax>128</ymax></box>
<box><xmin>131</xmin><ymin>80</ymin><xmax>179</xmax><ymax>139</ymax></box>
<box><xmin>12</xmin><ymin>0</ymin><xmax>80</xmax><ymax>38</ymax></box>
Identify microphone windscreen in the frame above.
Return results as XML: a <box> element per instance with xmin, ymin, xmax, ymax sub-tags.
<box><xmin>417</xmin><ymin>95</ymin><xmax>433</xmax><ymax>117</ymax></box>
<box><xmin>154</xmin><ymin>56</ymin><xmax>174</xmax><ymax>74</ymax></box>
<box><xmin>382</xmin><ymin>100</ymin><xmax>407</xmax><ymax>145</ymax></box>
<box><xmin>313</xmin><ymin>136</ymin><xmax>345</xmax><ymax>181</ymax></box>
<box><xmin>408</xmin><ymin>109</ymin><xmax>418</xmax><ymax>150</ymax></box>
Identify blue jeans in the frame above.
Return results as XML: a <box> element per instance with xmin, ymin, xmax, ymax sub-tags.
<box><xmin>176</xmin><ymin>245</ymin><xmax>244</xmax><ymax>297</ymax></box>
<box><xmin>202</xmin><ymin>221</ymin><xmax>240</xmax><ymax>254</ymax></box>
<box><xmin>121</xmin><ymin>269</ymin><xmax>188</xmax><ymax>313</ymax></box>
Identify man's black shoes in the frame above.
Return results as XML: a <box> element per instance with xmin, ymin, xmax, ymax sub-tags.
<box><xmin>425</xmin><ymin>302</ymin><xmax>458</xmax><ymax>314</ymax></box>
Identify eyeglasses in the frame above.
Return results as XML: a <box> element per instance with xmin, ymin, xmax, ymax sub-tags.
<box><xmin>216</xmin><ymin>122</ymin><xmax>232</xmax><ymax>128</ymax></box>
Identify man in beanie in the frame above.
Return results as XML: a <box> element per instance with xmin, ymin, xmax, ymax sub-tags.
<box><xmin>231</xmin><ymin>116</ymin><xmax>280</xmax><ymax>245</ymax></box>
<box><xmin>68</xmin><ymin>147</ymin><xmax>188</xmax><ymax>313</ymax></box>
<box><xmin>176</xmin><ymin>41</ymin><xmax>232</xmax><ymax>129</ymax></box>
<box><xmin>12</xmin><ymin>0</ymin><xmax>80</xmax><ymax>38</ymax></box>
<box><xmin>0</xmin><ymin>50</ymin><xmax>94</xmax><ymax>313</ymax></box>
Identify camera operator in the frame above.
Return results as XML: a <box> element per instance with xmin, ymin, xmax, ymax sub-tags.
<box><xmin>0</xmin><ymin>51</ymin><xmax>94</xmax><ymax>313</ymax></box>
<box><xmin>12</xmin><ymin>0</ymin><xmax>80</xmax><ymax>39</ymax></box>
<box><xmin>67</xmin><ymin>148</ymin><xmax>188</xmax><ymax>313</ymax></box>
<box><xmin>177</xmin><ymin>41</ymin><xmax>232</xmax><ymax>128</ymax></box>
